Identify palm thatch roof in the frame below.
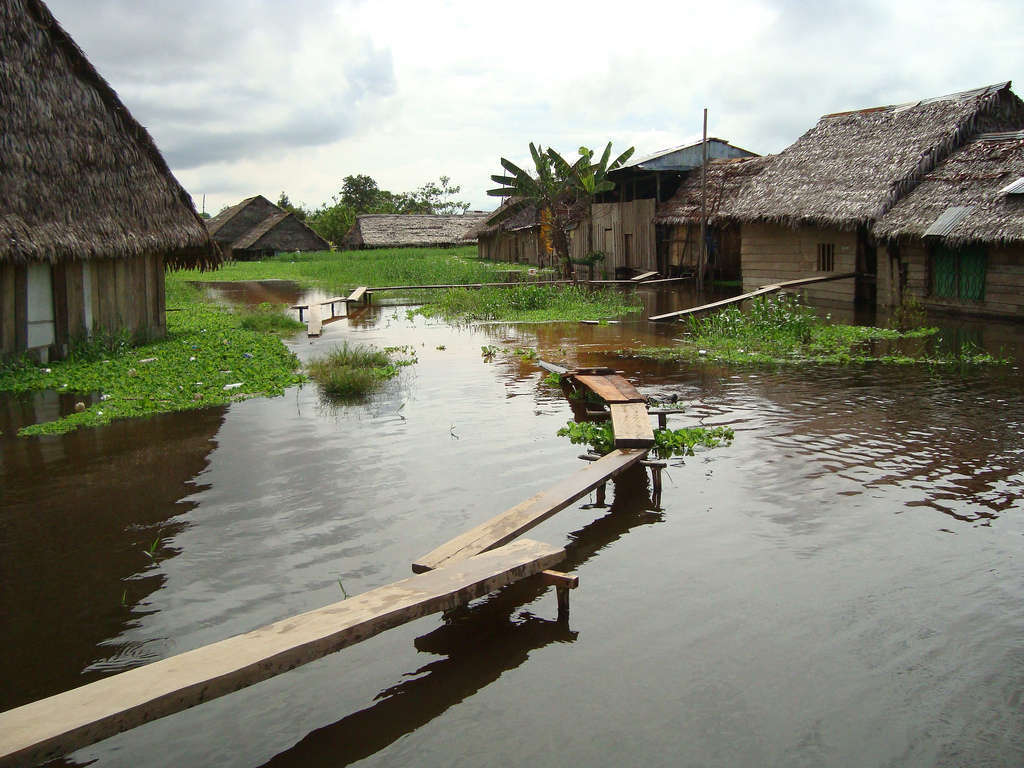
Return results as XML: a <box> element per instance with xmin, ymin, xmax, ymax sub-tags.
<box><xmin>343</xmin><ymin>213</ymin><xmax>491</xmax><ymax>249</ymax></box>
<box><xmin>0</xmin><ymin>0</ymin><xmax>217</xmax><ymax>269</ymax></box>
<box><xmin>873</xmin><ymin>131</ymin><xmax>1024</xmax><ymax>246</ymax></box>
<box><xmin>205</xmin><ymin>195</ymin><xmax>279</xmax><ymax>241</ymax></box>
<box><xmin>654</xmin><ymin>156</ymin><xmax>770</xmax><ymax>225</ymax></box>
<box><xmin>728</xmin><ymin>82</ymin><xmax>1024</xmax><ymax>230</ymax></box>
<box><xmin>233</xmin><ymin>211</ymin><xmax>330</xmax><ymax>252</ymax></box>
<box><xmin>475</xmin><ymin>198</ymin><xmax>540</xmax><ymax>238</ymax></box>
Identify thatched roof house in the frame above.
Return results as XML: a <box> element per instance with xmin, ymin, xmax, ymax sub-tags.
<box><xmin>474</xmin><ymin>199</ymin><xmax>545</xmax><ymax>265</ymax></box>
<box><xmin>342</xmin><ymin>213</ymin><xmax>491</xmax><ymax>249</ymax></box>
<box><xmin>1</xmin><ymin>0</ymin><xmax>217</xmax><ymax>361</ymax></box>
<box><xmin>654</xmin><ymin>156</ymin><xmax>770</xmax><ymax>225</ymax></box>
<box><xmin>730</xmin><ymin>82</ymin><xmax>1024</xmax><ymax>229</ymax></box>
<box><xmin>206</xmin><ymin>195</ymin><xmax>329</xmax><ymax>260</ymax></box>
<box><xmin>873</xmin><ymin>130</ymin><xmax>1024</xmax><ymax>316</ymax></box>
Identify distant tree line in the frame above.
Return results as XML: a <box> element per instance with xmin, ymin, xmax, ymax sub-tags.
<box><xmin>273</xmin><ymin>174</ymin><xmax>471</xmax><ymax>246</ymax></box>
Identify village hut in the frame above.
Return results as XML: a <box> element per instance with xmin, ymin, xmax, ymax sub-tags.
<box><xmin>873</xmin><ymin>130</ymin><xmax>1024</xmax><ymax>317</ymax></box>
<box><xmin>212</xmin><ymin>207</ymin><xmax>329</xmax><ymax>261</ymax></box>
<box><xmin>581</xmin><ymin>139</ymin><xmax>758</xmax><ymax>277</ymax></box>
<box><xmin>728</xmin><ymin>82</ymin><xmax>1024</xmax><ymax>305</ymax></box>
<box><xmin>653</xmin><ymin>156</ymin><xmax>769</xmax><ymax>278</ymax></box>
<box><xmin>342</xmin><ymin>213</ymin><xmax>491</xmax><ymax>250</ymax></box>
<box><xmin>473</xmin><ymin>200</ymin><xmax>545</xmax><ymax>265</ymax></box>
<box><xmin>0</xmin><ymin>0</ymin><xmax>218</xmax><ymax>361</ymax></box>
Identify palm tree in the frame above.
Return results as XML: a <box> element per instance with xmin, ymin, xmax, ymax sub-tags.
<box><xmin>487</xmin><ymin>142</ymin><xmax>633</xmax><ymax>277</ymax></box>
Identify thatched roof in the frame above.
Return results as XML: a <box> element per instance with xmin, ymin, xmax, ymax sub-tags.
<box><xmin>475</xmin><ymin>198</ymin><xmax>540</xmax><ymax>238</ymax></box>
<box><xmin>343</xmin><ymin>213</ymin><xmax>491</xmax><ymax>248</ymax></box>
<box><xmin>873</xmin><ymin>131</ymin><xmax>1024</xmax><ymax>246</ymax></box>
<box><xmin>728</xmin><ymin>82</ymin><xmax>1024</xmax><ymax>230</ymax></box>
<box><xmin>233</xmin><ymin>211</ymin><xmax>330</xmax><ymax>252</ymax></box>
<box><xmin>0</xmin><ymin>0</ymin><xmax>217</xmax><ymax>269</ymax></box>
<box><xmin>654</xmin><ymin>156</ymin><xmax>770</xmax><ymax>225</ymax></box>
<box><xmin>206</xmin><ymin>195</ymin><xmax>278</xmax><ymax>240</ymax></box>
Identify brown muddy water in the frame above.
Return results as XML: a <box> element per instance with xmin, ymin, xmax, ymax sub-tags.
<box><xmin>2</xmin><ymin>283</ymin><xmax>1023</xmax><ymax>767</ymax></box>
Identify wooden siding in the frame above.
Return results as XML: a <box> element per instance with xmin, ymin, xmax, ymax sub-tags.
<box><xmin>581</xmin><ymin>200</ymin><xmax>657</xmax><ymax>276</ymax></box>
<box><xmin>477</xmin><ymin>229</ymin><xmax>543</xmax><ymax>266</ymax></box>
<box><xmin>740</xmin><ymin>223</ymin><xmax>857</xmax><ymax>304</ymax></box>
<box><xmin>899</xmin><ymin>242</ymin><xmax>1023</xmax><ymax>317</ymax></box>
<box><xmin>1</xmin><ymin>263</ymin><xmax>15</xmax><ymax>355</ymax></box>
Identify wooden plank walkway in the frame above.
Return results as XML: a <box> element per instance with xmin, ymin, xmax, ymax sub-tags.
<box><xmin>631</xmin><ymin>270</ymin><xmax>659</xmax><ymax>282</ymax></box>
<box><xmin>609</xmin><ymin>403</ymin><xmax>656</xmax><ymax>448</ymax></box>
<box><xmin>412</xmin><ymin>449</ymin><xmax>646</xmax><ymax>573</ymax></box>
<box><xmin>649</xmin><ymin>272</ymin><xmax>857</xmax><ymax>321</ymax></box>
<box><xmin>572</xmin><ymin>373</ymin><xmax>646</xmax><ymax>404</ymax></box>
<box><xmin>306</xmin><ymin>301</ymin><xmax>322</xmax><ymax>337</ymax></box>
<box><xmin>0</xmin><ymin>540</ymin><xmax>565</xmax><ymax>768</ymax></box>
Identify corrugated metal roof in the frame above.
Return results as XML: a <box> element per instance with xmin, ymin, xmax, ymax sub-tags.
<box><xmin>617</xmin><ymin>138</ymin><xmax>757</xmax><ymax>172</ymax></box>
<box><xmin>998</xmin><ymin>177</ymin><xmax>1024</xmax><ymax>194</ymax></box>
<box><xmin>923</xmin><ymin>205</ymin><xmax>974</xmax><ymax>237</ymax></box>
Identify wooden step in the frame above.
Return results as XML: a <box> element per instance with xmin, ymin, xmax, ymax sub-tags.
<box><xmin>413</xmin><ymin>449</ymin><xmax>646</xmax><ymax>573</ymax></box>
<box><xmin>0</xmin><ymin>540</ymin><xmax>564</xmax><ymax>768</ymax></box>
<box><xmin>610</xmin><ymin>402</ymin><xmax>656</xmax><ymax>448</ymax></box>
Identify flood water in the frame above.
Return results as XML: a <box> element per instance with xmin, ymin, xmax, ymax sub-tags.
<box><xmin>2</xmin><ymin>283</ymin><xmax>1023</xmax><ymax>767</ymax></box>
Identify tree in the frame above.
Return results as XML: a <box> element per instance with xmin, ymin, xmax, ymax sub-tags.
<box><xmin>487</xmin><ymin>142</ymin><xmax>634</xmax><ymax>277</ymax></box>
<box><xmin>276</xmin><ymin>191</ymin><xmax>307</xmax><ymax>221</ymax></box>
<box><xmin>341</xmin><ymin>174</ymin><xmax>383</xmax><ymax>214</ymax></box>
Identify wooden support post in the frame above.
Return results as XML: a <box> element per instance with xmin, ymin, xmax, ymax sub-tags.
<box><xmin>657</xmin><ymin>413</ymin><xmax>667</xmax><ymax>430</ymax></box>
<box><xmin>596</xmin><ymin>482</ymin><xmax>606</xmax><ymax>507</ymax></box>
<box><xmin>539</xmin><ymin>570</ymin><xmax>578</xmax><ymax>622</ymax></box>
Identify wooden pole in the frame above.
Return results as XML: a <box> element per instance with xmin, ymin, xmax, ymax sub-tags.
<box><xmin>698</xmin><ymin>108</ymin><xmax>708</xmax><ymax>297</ymax></box>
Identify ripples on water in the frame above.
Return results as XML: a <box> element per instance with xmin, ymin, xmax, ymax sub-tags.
<box><xmin>1</xmin><ymin>295</ymin><xmax>1022</xmax><ymax>767</ymax></box>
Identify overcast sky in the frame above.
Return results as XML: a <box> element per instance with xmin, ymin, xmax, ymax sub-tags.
<box><xmin>46</xmin><ymin>0</ymin><xmax>1023</xmax><ymax>216</ymax></box>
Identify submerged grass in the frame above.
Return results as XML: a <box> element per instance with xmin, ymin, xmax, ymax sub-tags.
<box><xmin>413</xmin><ymin>283</ymin><xmax>643</xmax><ymax>323</ymax></box>
<box><xmin>171</xmin><ymin>246</ymin><xmax>542</xmax><ymax>295</ymax></box>
<box><xmin>236</xmin><ymin>302</ymin><xmax>306</xmax><ymax>334</ymax></box>
<box><xmin>625</xmin><ymin>294</ymin><xmax>1005</xmax><ymax>366</ymax></box>
<box><xmin>0</xmin><ymin>281</ymin><xmax>305</xmax><ymax>436</ymax></box>
<box><xmin>307</xmin><ymin>343</ymin><xmax>417</xmax><ymax>401</ymax></box>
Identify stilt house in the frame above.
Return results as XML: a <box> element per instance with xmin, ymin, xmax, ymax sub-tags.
<box><xmin>0</xmin><ymin>0</ymin><xmax>218</xmax><ymax>362</ymax></box>
<box><xmin>206</xmin><ymin>196</ymin><xmax>329</xmax><ymax>260</ymax></box>
<box><xmin>873</xmin><ymin>130</ymin><xmax>1024</xmax><ymax>317</ymax></box>
<box><xmin>727</xmin><ymin>82</ymin><xmax>1024</xmax><ymax>307</ymax></box>
<box><xmin>342</xmin><ymin>213</ymin><xmax>490</xmax><ymax>250</ymax></box>
<box><xmin>474</xmin><ymin>200</ymin><xmax>544</xmax><ymax>265</ymax></box>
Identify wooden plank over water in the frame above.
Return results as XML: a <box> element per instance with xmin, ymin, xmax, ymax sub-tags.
<box><xmin>648</xmin><ymin>272</ymin><xmax>857</xmax><ymax>321</ymax></box>
<box><xmin>306</xmin><ymin>301</ymin><xmax>322</xmax><ymax>337</ymax></box>
<box><xmin>631</xmin><ymin>271</ymin><xmax>658</xmax><ymax>282</ymax></box>
<box><xmin>572</xmin><ymin>374</ymin><xmax>645</xmax><ymax>404</ymax></box>
<box><xmin>346</xmin><ymin>286</ymin><xmax>367</xmax><ymax>304</ymax></box>
<box><xmin>0</xmin><ymin>540</ymin><xmax>565</xmax><ymax>768</ymax></box>
<box><xmin>610</xmin><ymin>403</ymin><xmax>656</xmax><ymax>448</ymax></box>
<box><xmin>413</xmin><ymin>449</ymin><xmax>647</xmax><ymax>573</ymax></box>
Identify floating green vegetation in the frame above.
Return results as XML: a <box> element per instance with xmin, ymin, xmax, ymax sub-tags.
<box><xmin>170</xmin><ymin>246</ymin><xmax>541</xmax><ymax>295</ymax></box>
<box><xmin>624</xmin><ymin>294</ymin><xmax>1005</xmax><ymax>366</ymax></box>
<box><xmin>557</xmin><ymin>420</ymin><xmax>735</xmax><ymax>459</ymax></box>
<box><xmin>0</xmin><ymin>282</ymin><xmax>305</xmax><ymax>436</ymax></box>
<box><xmin>307</xmin><ymin>343</ymin><xmax>417</xmax><ymax>401</ymax></box>
<box><xmin>236</xmin><ymin>302</ymin><xmax>306</xmax><ymax>334</ymax></box>
<box><xmin>414</xmin><ymin>283</ymin><xmax>642</xmax><ymax>323</ymax></box>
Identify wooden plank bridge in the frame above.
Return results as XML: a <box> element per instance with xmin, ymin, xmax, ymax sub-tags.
<box><xmin>649</xmin><ymin>272</ymin><xmax>857</xmax><ymax>321</ymax></box>
<box><xmin>0</xmin><ymin>360</ymin><xmax>677</xmax><ymax>767</ymax></box>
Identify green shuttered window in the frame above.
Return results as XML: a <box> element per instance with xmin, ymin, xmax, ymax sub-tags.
<box><xmin>930</xmin><ymin>245</ymin><xmax>986</xmax><ymax>301</ymax></box>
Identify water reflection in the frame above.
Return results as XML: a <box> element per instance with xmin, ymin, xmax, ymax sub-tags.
<box><xmin>261</xmin><ymin>468</ymin><xmax>660</xmax><ymax>768</ymax></box>
<box><xmin>0</xmin><ymin>406</ymin><xmax>225</xmax><ymax>711</ymax></box>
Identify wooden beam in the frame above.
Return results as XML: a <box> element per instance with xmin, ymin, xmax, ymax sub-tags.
<box><xmin>610</xmin><ymin>402</ymin><xmax>655</xmax><ymax>448</ymax></box>
<box><xmin>306</xmin><ymin>302</ymin><xmax>322</xmax><ymax>337</ymax></box>
<box><xmin>413</xmin><ymin>448</ymin><xmax>647</xmax><ymax>573</ymax></box>
<box><xmin>571</xmin><ymin>374</ymin><xmax>645</xmax><ymax>404</ymax></box>
<box><xmin>631</xmin><ymin>270</ymin><xmax>658</xmax><ymax>282</ymax></box>
<box><xmin>367</xmin><ymin>280</ymin><xmax>574</xmax><ymax>292</ymax></box>
<box><xmin>0</xmin><ymin>540</ymin><xmax>565</xmax><ymax>768</ymax></box>
<box><xmin>649</xmin><ymin>272</ymin><xmax>857</xmax><ymax>321</ymax></box>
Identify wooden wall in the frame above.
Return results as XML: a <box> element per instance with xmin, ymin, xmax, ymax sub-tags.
<box><xmin>741</xmin><ymin>223</ymin><xmax>858</xmax><ymax>304</ymax></box>
<box><xmin>897</xmin><ymin>241</ymin><xmax>1023</xmax><ymax>317</ymax></box>
<box><xmin>661</xmin><ymin>223</ymin><xmax>742</xmax><ymax>279</ymax></box>
<box><xmin>478</xmin><ymin>229</ymin><xmax>542</xmax><ymax>266</ymax></box>
<box><xmin>582</xmin><ymin>199</ymin><xmax>657</xmax><ymax>276</ymax></box>
<box><xmin>1</xmin><ymin>255</ymin><xmax>166</xmax><ymax>360</ymax></box>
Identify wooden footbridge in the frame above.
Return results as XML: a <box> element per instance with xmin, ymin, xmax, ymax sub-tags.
<box><xmin>0</xmin><ymin>363</ymin><xmax>674</xmax><ymax>767</ymax></box>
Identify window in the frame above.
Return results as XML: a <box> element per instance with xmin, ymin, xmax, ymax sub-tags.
<box><xmin>816</xmin><ymin>243</ymin><xmax>835</xmax><ymax>272</ymax></box>
<box><xmin>930</xmin><ymin>245</ymin><xmax>987</xmax><ymax>301</ymax></box>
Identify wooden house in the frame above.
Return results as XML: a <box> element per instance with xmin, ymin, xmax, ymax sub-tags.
<box><xmin>0</xmin><ymin>0</ymin><xmax>218</xmax><ymax>362</ymax></box>
<box><xmin>342</xmin><ymin>213</ymin><xmax>491</xmax><ymax>250</ymax></box>
<box><xmin>873</xmin><ymin>130</ymin><xmax>1024</xmax><ymax>317</ymax></box>
<box><xmin>473</xmin><ymin>201</ymin><xmax>545</xmax><ymax>266</ymax></box>
<box><xmin>205</xmin><ymin>196</ymin><xmax>328</xmax><ymax>260</ymax></box>
<box><xmin>653</xmin><ymin>156</ymin><xmax>769</xmax><ymax>279</ymax></box>
<box><xmin>578</xmin><ymin>139</ymin><xmax>757</xmax><ymax>277</ymax></box>
<box><xmin>727</xmin><ymin>82</ymin><xmax>1024</xmax><ymax>306</ymax></box>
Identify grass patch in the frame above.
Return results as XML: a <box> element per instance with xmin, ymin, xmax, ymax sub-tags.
<box><xmin>307</xmin><ymin>343</ymin><xmax>417</xmax><ymax>401</ymax></box>
<box><xmin>236</xmin><ymin>302</ymin><xmax>306</xmax><ymax>334</ymax></box>
<box><xmin>413</xmin><ymin>283</ymin><xmax>642</xmax><ymax>323</ymax></box>
<box><xmin>0</xmin><ymin>281</ymin><xmax>304</xmax><ymax>436</ymax></box>
<box><xmin>171</xmin><ymin>246</ymin><xmax>543</xmax><ymax>295</ymax></box>
<box><xmin>624</xmin><ymin>294</ymin><xmax>1004</xmax><ymax>366</ymax></box>
<box><xmin>557</xmin><ymin>419</ymin><xmax>734</xmax><ymax>459</ymax></box>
